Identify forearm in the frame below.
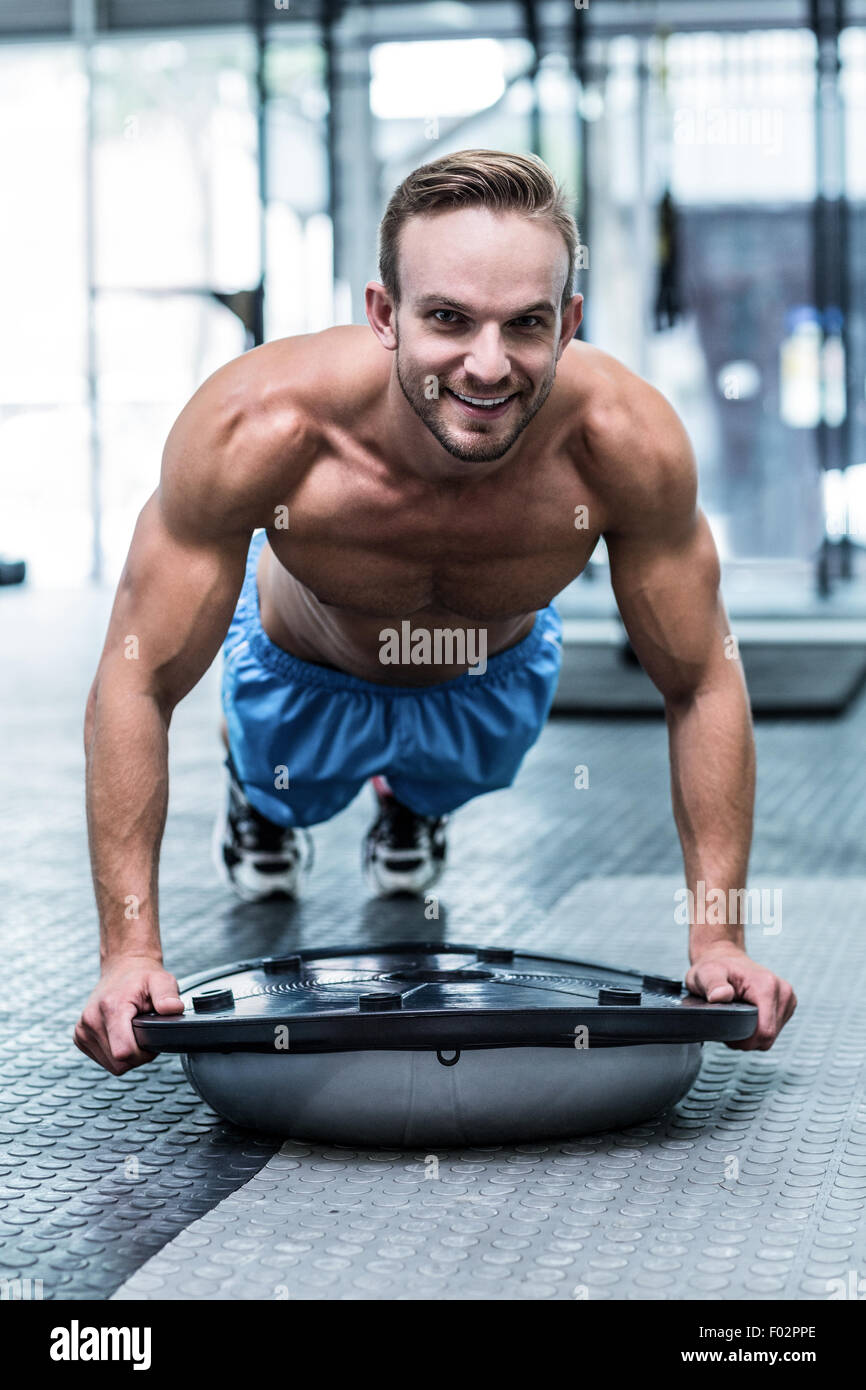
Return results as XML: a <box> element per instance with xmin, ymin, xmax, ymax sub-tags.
<box><xmin>85</xmin><ymin>685</ymin><xmax>171</xmax><ymax>965</ymax></box>
<box><xmin>665</xmin><ymin>672</ymin><xmax>755</xmax><ymax>961</ymax></box>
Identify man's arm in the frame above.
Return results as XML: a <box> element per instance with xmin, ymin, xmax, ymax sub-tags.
<box><xmin>600</xmin><ymin>393</ymin><xmax>796</xmax><ymax>1050</ymax></box>
<box><xmin>75</xmin><ymin>365</ymin><xmax>311</xmax><ymax>1074</ymax></box>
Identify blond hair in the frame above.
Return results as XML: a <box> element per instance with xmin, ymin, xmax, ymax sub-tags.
<box><xmin>378</xmin><ymin>149</ymin><xmax>580</xmax><ymax>314</ymax></box>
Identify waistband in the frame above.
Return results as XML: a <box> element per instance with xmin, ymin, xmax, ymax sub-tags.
<box><xmin>239</xmin><ymin>530</ymin><xmax>561</xmax><ymax>696</ymax></box>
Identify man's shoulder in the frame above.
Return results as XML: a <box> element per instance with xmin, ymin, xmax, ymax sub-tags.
<box><xmin>202</xmin><ymin>324</ymin><xmax>381</xmax><ymax>430</ymax></box>
<box><xmin>558</xmin><ymin>340</ymin><xmax>697</xmax><ymax>521</ymax></box>
<box><xmin>160</xmin><ymin>326</ymin><xmax>383</xmax><ymax>533</ymax></box>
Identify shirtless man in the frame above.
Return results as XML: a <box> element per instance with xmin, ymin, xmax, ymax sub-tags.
<box><xmin>75</xmin><ymin>149</ymin><xmax>796</xmax><ymax>1075</ymax></box>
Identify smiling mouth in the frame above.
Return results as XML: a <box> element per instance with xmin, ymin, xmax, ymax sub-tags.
<box><xmin>445</xmin><ymin>387</ymin><xmax>518</xmax><ymax>416</ymax></box>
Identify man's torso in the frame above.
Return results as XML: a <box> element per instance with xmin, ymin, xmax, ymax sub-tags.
<box><xmin>234</xmin><ymin>325</ymin><xmax>636</xmax><ymax>685</ymax></box>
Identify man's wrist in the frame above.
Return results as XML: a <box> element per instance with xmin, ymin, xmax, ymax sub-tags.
<box><xmin>100</xmin><ymin>936</ymin><xmax>164</xmax><ymax>968</ymax></box>
<box><xmin>680</xmin><ymin>874</ymin><xmax>749</xmax><ymax>962</ymax></box>
<box><xmin>689</xmin><ymin>929</ymin><xmax>746</xmax><ymax>964</ymax></box>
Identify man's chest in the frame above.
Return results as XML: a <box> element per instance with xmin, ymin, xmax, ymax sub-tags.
<box><xmin>265</xmin><ymin>451</ymin><xmax>601</xmax><ymax>620</ymax></box>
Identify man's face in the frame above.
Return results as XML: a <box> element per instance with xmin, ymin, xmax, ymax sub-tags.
<box><xmin>390</xmin><ymin>208</ymin><xmax>578</xmax><ymax>464</ymax></box>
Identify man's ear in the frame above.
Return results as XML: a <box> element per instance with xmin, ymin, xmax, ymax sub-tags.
<box><xmin>558</xmin><ymin>293</ymin><xmax>584</xmax><ymax>355</ymax></box>
<box><xmin>365</xmin><ymin>282</ymin><xmax>398</xmax><ymax>350</ymax></box>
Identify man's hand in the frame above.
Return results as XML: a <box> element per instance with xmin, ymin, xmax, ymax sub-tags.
<box><xmin>686</xmin><ymin>943</ymin><xmax>796</xmax><ymax>1051</ymax></box>
<box><xmin>74</xmin><ymin>955</ymin><xmax>184</xmax><ymax>1075</ymax></box>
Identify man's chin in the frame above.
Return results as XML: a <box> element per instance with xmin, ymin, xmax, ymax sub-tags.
<box><xmin>425</xmin><ymin>422</ymin><xmax>522</xmax><ymax>463</ymax></box>
<box><xmin>423</xmin><ymin>402</ymin><xmax>530</xmax><ymax>462</ymax></box>
<box><xmin>445</xmin><ymin>439</ymin><xmax>520</xmax><ymax>463</ymax></box>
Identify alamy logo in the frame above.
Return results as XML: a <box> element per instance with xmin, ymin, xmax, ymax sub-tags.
<box><xmin>49</xmin><ymin>1321</ymin><xmax>152</xmax><ymax>1371</ymax></box>
<box><xmin>0</xmin><ymin>1277</ymin><xmax>42</xmax><ymax>1299</ymax></box>
<box><xmin>379</xmin><ymin>621</ymin><xmax>487</xmax><ymax>674</ymax></box>
<box><xmin>674</xmin><ymin>881</ymin><xmax>782</xmax><ymax>934</ymax></box>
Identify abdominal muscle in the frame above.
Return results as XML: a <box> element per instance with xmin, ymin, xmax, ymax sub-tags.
<box><xmin>255</xmin><ymin>538</ymin><xmax>536</xmax><ymax>686</ymax></box>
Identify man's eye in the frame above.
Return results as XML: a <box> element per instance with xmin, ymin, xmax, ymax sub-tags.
<box><xmin>431</xmin><ymin>310</ymin><xmax>543</xmax><ymax>327</ymax></box>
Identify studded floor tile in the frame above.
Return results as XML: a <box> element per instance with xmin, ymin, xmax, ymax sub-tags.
<box><xmin>111</xmin><ymin>877</ymin><xmax>866</xmax><ymax>1301</ymax></box>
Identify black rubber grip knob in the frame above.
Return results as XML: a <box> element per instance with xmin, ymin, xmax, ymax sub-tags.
<box><xmin>598</xmin><ymin>987</ymin><xmax>642</xmax><ymax>1006</ymax></box>
<box><xmin>262</xmin><ymin>955</ymin><xmax>302</xmax><ymax>975</ymax></box>
<box><xmin>192</xmin><ymin>988</ymin><xmax>235</xmax><ymax>1013</ymax></box>
<box><xmin>359</xmin><ymin>993</ymin><xmax>403</xmax><ymax>1012</ymax></box>
<box><xmin>642</xmin><ymin>973</ymin><xmax>682</xmax><ymax>996</ymax></box>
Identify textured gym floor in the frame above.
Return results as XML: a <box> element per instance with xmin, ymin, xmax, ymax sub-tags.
<box><xmin>1</xmin><ymin>586</ymin><xmax>865</xmax><ymax>1300</ymax></box>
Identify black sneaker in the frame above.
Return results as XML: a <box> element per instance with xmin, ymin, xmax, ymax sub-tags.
<box><xmin>363</xmin><ymin>779</ymin><xmax>448</xmax><ymax>897</ymax></box>
<box><xmin>212</xmin><ymin>756</ymin><xmax>313</xmax><ymax>902</ymax></box>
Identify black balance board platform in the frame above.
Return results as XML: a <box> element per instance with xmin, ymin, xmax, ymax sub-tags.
<box><xmin>133</xmin><ymin>941</ymin><xmax>756</xmax><ymax>1146</ymax></box>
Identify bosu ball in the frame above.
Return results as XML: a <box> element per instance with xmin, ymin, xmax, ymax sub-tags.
<box><xmin>133</xmin><ymin>941</ymin><xmax>757</xmax><ymax>1146</ymax></box>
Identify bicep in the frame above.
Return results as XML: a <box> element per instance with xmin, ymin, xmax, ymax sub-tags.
<box><xmin>91</xmin><ymin>490</ymin><xmax>251</xmax><ymax>714</ymax></box>
<box><xmin>606</xmin><ymin>509</ymin><xmax>729</xmax><ymax>702</ymax></box>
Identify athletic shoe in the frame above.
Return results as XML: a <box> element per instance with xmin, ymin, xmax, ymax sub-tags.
<box><xmin>363</xmin><ymin>778</ymin><xmax>448</xmax><ymax>896</ymax></box>
<box><xmin>212</xmin><ymin>755</ymin><xmax>313</xmax><ymax>902</ymax></box>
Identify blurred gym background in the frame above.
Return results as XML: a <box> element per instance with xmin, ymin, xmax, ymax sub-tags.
<box><xmin>3</xmin><ymin>0</ymin><xmax>866</xmax><ymax>710</ymax></box>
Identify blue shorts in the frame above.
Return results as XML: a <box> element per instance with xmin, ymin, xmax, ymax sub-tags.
<box><xmin>221</xmin><ymin>531</ymin><xmax>563</xmax><ymax>827</ymax></box>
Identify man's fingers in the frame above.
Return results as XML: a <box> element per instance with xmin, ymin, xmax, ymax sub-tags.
<box><xmin>688</xmin><ymin>961</ymin><xmax>796</xmax><ymax>1051</ymax></box>
<box><xmin>745</xmin><ymin>981</ymin><xmax>796</xmax><ymax>1051</ymax></box>
<box><xmin>73</xmin><ymin>1020</ymin><xmax>115</xmax><ymax>1074</ymax></box>
<box><xmin>729</xmin><ymin>976</ymin><xmax>784</xmax><ymax>1051</ymax></box>
<box><xmin>687</xmin><ymin>961</ymin><xmax>735</xmax><ymax>1002</ymax></box>
<box><xmin>147</xmin><ymin>972</ymin><xmax>184</xmax><ymax>1015</ymax></box>
<box><xmin>74</xmin><ymin>960</ymin><xmax>178</xmax><ymax>1074</ymax></box>
<box><xmin>100</xmin><ymin>999</ymin><xmax>154</xmax><ymax>1073</ymax></box>
<box><xmin>750</xmin><ymin>984</ymin><xmax>780</xmax><ymax>1049</ymax></box>
<box><xmin>688</xmin><ymin>956</ymin><xmax>796</xmax><ymax>1052</ymax></box>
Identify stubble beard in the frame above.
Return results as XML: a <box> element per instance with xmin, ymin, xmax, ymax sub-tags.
<box><xmin>394</xmin><ymin>340</ymin><xmax>558</xmax><ymax>464</ymax></box>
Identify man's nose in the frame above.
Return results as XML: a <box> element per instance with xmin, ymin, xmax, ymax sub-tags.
<box><xmin>463</xmin><ymin>327</ymin><xmax>511</xmax><ymax>385</ymax></box>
